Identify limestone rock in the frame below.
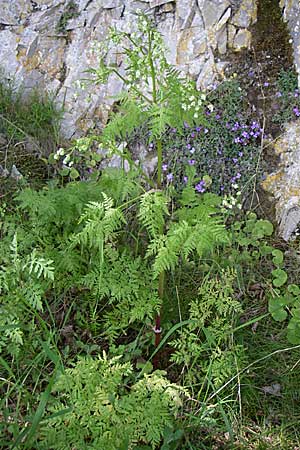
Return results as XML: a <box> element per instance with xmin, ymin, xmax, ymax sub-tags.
<box><xmin>280</xmin><ymin>0</ymin><xmax>300</xmax><ymax>87</ymax></box>
<box><xmin>262</xmin><ymin>122</ymin><xmax>300</xmax><ymax>240</ymax></box>
<box><xmin>102</xmin><ymin>0</ymin><xmax>124</xmax><ymax>8</ymax></box>
<box><xmin>196</xmin><ymin>53</ymin><xmax>216</xmax><ymax>89</ymax></box>
<box><xmin>217</xmin><ymin>26</ymin><xmax>227</xmax><ymax>55</ymax></box>
<box><xmin>150</xmin><ymin>0</ymin><xmax>174</xmax><ymax>7</ymax></box>
<box><xmin>228</xmin><ymin>23</ymin><xmax>237</xmax><ymax>47</ymax></box>
<box><xmin>231</xmin><ymin>0</ymin><xmax>257</xmax><ymax>28</ymax></box>
<box><xmin>233</xmin><ymin>28</ymin><xmax>251</xmax><ymax>51</ymax></box>
<box><xmin>0</xmin><ymin>0</ymin><xmax>254</xmax><ymax>137</ymax></box>
<box><xmin>216</xmin><ymin>7</ymin><xmax>231</xmax><ymax>31</ymax></box>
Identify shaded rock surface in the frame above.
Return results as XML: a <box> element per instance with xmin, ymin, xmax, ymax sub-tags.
<box><xmin>262</xmin><ymin>122</ymin><xmax>300</xmax><ymax>240</ymax></box>
<box><xmin>281</xmin><ymin>0</ymin><xmax>300</xmax><ymax>86</ymax></box>
<box><xmin>0</xmin><ymin>0</ymin><xmax>258</xmax><ymax>138</ymax></box>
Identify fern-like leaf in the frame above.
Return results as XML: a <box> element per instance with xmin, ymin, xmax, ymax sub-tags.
<box><xmin>138</xmin><ymin>191</ymin><xmax>169</xmax><ymax>239</ymax></box>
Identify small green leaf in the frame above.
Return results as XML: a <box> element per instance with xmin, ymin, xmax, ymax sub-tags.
<box><xmin>287</xmin><ymin>318</ymin><xmax>300</xmax><ymax>344</ymax></box>
<box><xmin>272</xmin><ymin>249</ymin><xmax>284</xmax><ymax>266</ymax></box>
<box><xmin>269</xmin><ymin>297</ymin><xmax>288</xmax><ymax>322</ymax></box>
<box><xmin>59</xmin><ymin>167</ymin><xmax>70</xmax><ymax>177</ymax></box>
<box><xmin>260</xmin><ymin>244</ymin><xmax>273</xmax><ymax>256</ymax></box>
<box><xmin>70</xmin><ymin>168</ymin><xmax>80</xmax><ymax>179</ymax></box>
<box><xmin>288</xmin><ymin>284</ymin><xmax>300</xmax><ymax>296</ymax></box>
<box><xmin>202</xmin><ymin>175</ymin><xmax>212</xmax><ymax>187</ymax></box>
<box><xmin>272</xmin><ymin>268</ymin><xmax>288</xmax><ymax>287</ymax></box>
<box><xmin>252</xmin><ymin>219</ymin><xmax>274</xmax><ymax>238</ymax></box>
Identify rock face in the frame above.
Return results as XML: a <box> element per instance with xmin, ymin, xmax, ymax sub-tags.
<box><xmin>0</xmin><ymin>0</ymin><xmax>258</xmax><ymax>138</ymax></box>
<box><xmin>262</xmin><ymin>122</ymin><xmax>300</xmax><ymax>241</ymax></box>
<box><xmin>280</xmin><ymin>0</ymin><xmax>300</xmax><ymax>86</ymax></box>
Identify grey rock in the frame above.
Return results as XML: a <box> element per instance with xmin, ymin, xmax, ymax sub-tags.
<box><xmin>262</xmin><ymin>122</ymin><xmax>300</xmax><ymax>240</ymax></box>
<box><xmin>233</xmin><ymin>28</ymin><xmax>251</xmax><ymax>50</ymax></box>
<box><xmin>150</xmin><ymin>0</ymin><xmax>174</xmax><ymax>7</ymax></box>
<box><xmin>159</xmin><ymin>3</ymin><xmax>175</xmax><ymax>13</ymax></box>
<box><xmin>196</xmin><ymin>54</ymin><xmax>216</xmax><ymax>89</ymax></box>
<box><xmin>202</xmin><ymin>0</ymin><xmax>230</xmax><ymax>29</ymax></box>
<box><xmin>10</xmin><ymin>165</ymin><xmax>23</xmax><ymax>180</ymax></box>
<box><xmin>0</xmin><ymin>0</ymin><xmax>262</xmax><ymax>139</ymax></box>
<box><xmin>216</xmin><ymin>7</ymin><xmax>231</xmax><ymax>31</ymax></box>
<box><xmin>102</xmin><ymin>0</ymin><xmax>124</xmax><ymax>8</ymax></box>
<box><xmin>280</xmin><ymin>0</ymin><xmax>300</xmax><ymax>87</ymax></box>
<box><xmin>217</xmin><ymin>26</ymin><xmax>227</xmax><ymax>54</ymax></box>
<box><xmin>231</xmin><ymin>0</ymin><xmax>257</xmax><ymax>28</ymax></box>
<box><xmin>228</xmin><ymin>23</ymin><xmax>237</xmax><ymax>47</ymax></box>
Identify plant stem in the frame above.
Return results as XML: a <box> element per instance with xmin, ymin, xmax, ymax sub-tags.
<box><xmin>156</xmin><ymin>139</ymin><xmax>163</xmax><ymax>189</ymax></box>
<box><xmin>153</xmin><ymin>270</ymin><xmax>164</xmax><ymax>369</ymax></box>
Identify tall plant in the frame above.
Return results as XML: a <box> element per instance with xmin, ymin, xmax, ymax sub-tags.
<box><xmin>85</xmin><ymin>14</ymin><xmax>226</xmax><ymax>352</ymax></box>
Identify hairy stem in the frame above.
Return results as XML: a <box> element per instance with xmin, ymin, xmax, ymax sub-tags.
<box><xmin>156</xmin><ymin>139</ymin><xmax>163</xmax><ymax>189</ymax></box>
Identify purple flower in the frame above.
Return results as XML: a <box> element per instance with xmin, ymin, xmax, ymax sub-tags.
<box><xmin>236</xmin><ymin>172</ymin><xmax>241</xmax><ymax>179</ymax></box>
<box><xmin>242</xmin><ymin>131</ymin><xmax>249</xmax><ymax>139</ymax></box>
<box><xmin>162</xmin><ymin>164</ymin><xmax>168</xmax><ymax>171</ymax></box>
<box><xmin>220</xmin><ymin>185</ymin><xmax>225</xmax><ymax>191</ymax></box>
<box><xmin>232</xmin><ymin>157</ymin><xmax>238</xmax><ymax>163</ymax></box>
<box><xmin>293</xmin><ymin>106</ymin><xmax>300</xmax><ymax>117</ymax></box>
<box><xmin>248</xmin><ymin>70</ymin><xmax>254</xmax><ymax>77</ymax></box>
<box><xmin>195</xmin><ymin>126</ymin><xmax>201</xmax><ymax>132</ymax></box>
<box><xmin>238</xmin><ymin>151</ymin><xmax>244</xmax><ymax>157</ymax></box>
<box><xmin>183</xmin><ymin>176</ymin><xmax>188</xmax><ymax>184</ymax></box>
<box><xmin>188</xmin><ymin>159</ymin><xmax>195</xmax><ymax>166</ymax></box>
<box><xmin>186</xmin><ymin>143</ymin><xmax>191</xmax><ymax>150</ymax></box>
<box><xmin>234</xmin><ymin>137</ymin><xmax>241</xmax><ymax>144</ymax></box>
<box><xmin>217</xmin><ymin>149</ymin><xmax>223</xmax><ymax>155</ymax></box>
<box><xmin>191</xmin><ymin>132</ymin><xmax>195</xmax><ymax>138</ymax></box>
<box><xmin>149</xmin><ymin>142</ymin><xmax>154</xmax><ymax>148</ymax></box>
<box><xmin>167</xmin><ymin>173</ymin><xmax>173</xmax><ymax>182</ymax></box>
<box><xmin>251</xmin><ymin>121</ymin><xmax>259</xmax><ymax>130</ymax></box>
<box><xmin>276</xmin><ymin>92</ymin><xmax>282</xmax><ymax>97</ymax></box>
<box><xmin>234</xmin><ymin>122</ymin><xmax>241</xmax><ymax>130</ymax></box>
<box><xmin>204</xmin><ymin>128</ymin><xmax>209</xmax><ymax>134</ymax></box>
<box><xmin>215</xmin><ymin>114</ymin><xmax>221</xmax><ymax>120</ymax></box>
<box><xmin>184</xmin><ymin>121</ymin><xmax>190</xmax><ymax>128</ymax></box>
<box><xmin>263</xmin><ymin>82</ymin><xmax>269</xmax><ymax>87</ymax></box>
<box><xmin>171</xmin><ymin>128</ymin><xmax>177</xmax><ymax>133</ymax></box>
<box><xmin>195</xmin><ymin>180</ymin><xmax>206</xmax><ymax>193</ymax></box>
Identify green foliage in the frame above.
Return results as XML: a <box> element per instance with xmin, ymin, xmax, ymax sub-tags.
<box><xmin>157</xmin><ymin>78</ymin><xmax>262</xmax><ymax>196</ymax></box>
<box><xmin>268</xmin><ymin>283</ymin><xmax>300</xmax><ymax>344</ymax></box>
<box><xmin>171</xmin><ymin>268</ymin><xmax>244</xmax><ymax>388</ymax></box>
<box><xmin>3</xmin><ymin>11</ymin><xmax>300</xmax><ymax>449</ymax></box>
<box><xmin>0</xmin><ymin>75</ymin><xmax>61</xmax><ymax>149</ymax></box>
<box><xmin>0</xmin><ymin>233</ymin><xmax>54</xmax><ymax>354</ymax></box>
<box><xmin>138</xmin><ymin>191</ymin><xmax>169</xmax><ymax>239</ymax></box>
<box><xmin>54</xmin><ymin>14</ymin><xmax>206</xmax><ymax>185</ymax></box>
<box><xmin>56</xmin><ymin>1</ymin><xmax>79</xmax><ymax>34</ymax></box>
<box><xmin>39</xmin><ymin>354</ymin><xmax>185</xmax><ymax>450</ymax></box>
<box><xmin>273</xmin><ymin>69</ymin><xmax>300</xmax><ymax>124</ymax></box>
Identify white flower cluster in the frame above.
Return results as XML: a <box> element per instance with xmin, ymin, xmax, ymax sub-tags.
<box><xmin>53</xmin><ymin>147</ymin><xmax>74</xmax><ymax>167</ymax></box>
<box><xmin>181</xmin><ymin>90</ymin><xmax>206</xmax><ymax>119</ymax></box>
<box><xmin>221</xmin><ymin>188</ymin><xmax>242</xmax><ymax>212</ymax></box>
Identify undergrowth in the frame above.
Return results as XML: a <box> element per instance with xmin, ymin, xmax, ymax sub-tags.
<box><xmin>1</xmin><ymin>14</ymin><xmax>300</xmax><ymax>450</ymax></box>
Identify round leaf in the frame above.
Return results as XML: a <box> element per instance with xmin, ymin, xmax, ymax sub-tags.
<box><xmin>272</xmin><ymin>269</ymin><xmax>288</xmax><ymax>287</ymax></box>
<box><xmin>70</xmin><ymin>168</ymin><xmax>80</xmax><ymax>179</ymax></box>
